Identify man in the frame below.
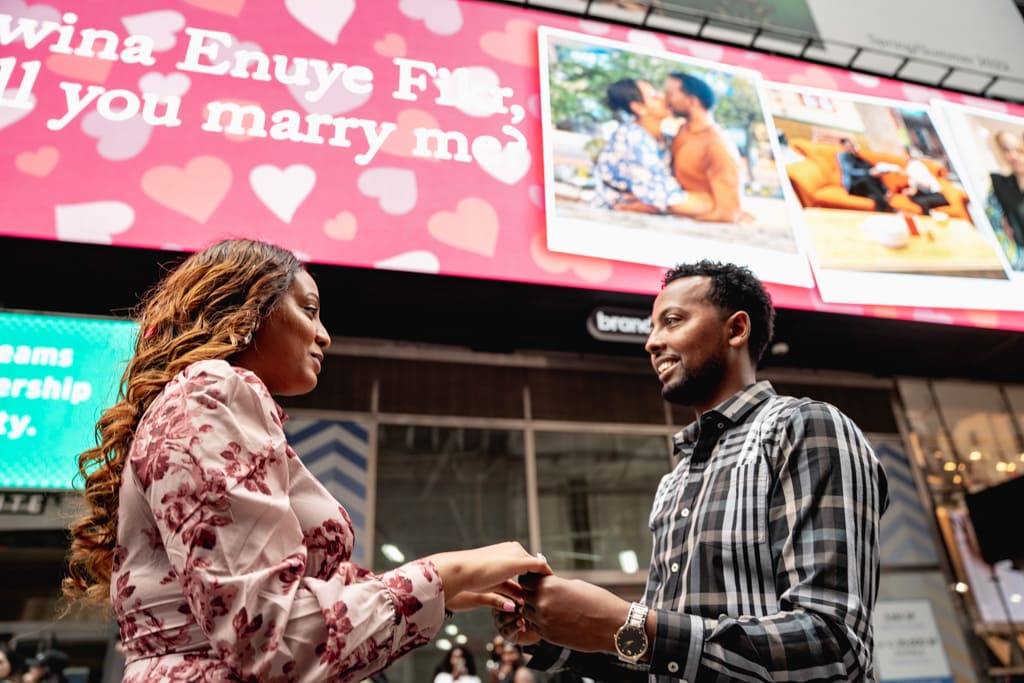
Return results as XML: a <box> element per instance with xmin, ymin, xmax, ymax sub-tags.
<box><xmin>902</xmin><ymin>146</ymin><xmax>948</xmax><ymax>216</ymax></box>
<box><xmin>837</xmin><ymin>137</ymin><xmax>895</xmax><ymax>212</ymax></box>
<box><xmin>591</xmin><ymin>78</ymin><xmax>711</xmax><ymax>217</ymax></box>
<box><xmin>664</xmin><ymin>73</ymin><xmax>745</xmax><ymax>223</ymax></box>
<box><xmin>22</xmin><ymin>649</ymin><xmax>69</xmax><ymax>683</ymax></box>
<box><xmin>985</xmin><ymin>130</ymin><xmax>1024</xmax><ymax>271</ymax></box>
<box><xmin>498</xmin><ymin>261</ymin><xmax>889</xmax><ymax>682</ymax></box>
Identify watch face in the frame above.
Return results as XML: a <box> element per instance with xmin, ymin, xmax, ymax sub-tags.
<box><xmin>615</xmin><ymin>625</ymin><xmax>647</xmax><ymax>658</ymax></box>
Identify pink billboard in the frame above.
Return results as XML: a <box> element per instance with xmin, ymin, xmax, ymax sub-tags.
<box><xmin>1</xmin><ymin>0</ymin><xmax>1023</xmax><ymax>331</ymax></box>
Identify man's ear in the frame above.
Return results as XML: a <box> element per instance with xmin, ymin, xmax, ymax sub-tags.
<box><xmin>725</xmin><ymin>310</ymin><xmax>751</xmax><ymax>350</ymax></box>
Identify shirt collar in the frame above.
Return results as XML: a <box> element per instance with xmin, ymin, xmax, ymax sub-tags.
<box><xmin>673</xmin><ymin>380</ymin><xmax>776</xmax><ymax>451</ymax></box>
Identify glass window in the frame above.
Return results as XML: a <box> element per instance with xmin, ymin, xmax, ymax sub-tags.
<box><xmin>375</xmin><ymin>425</ymin><xmax>529</xmax><ymax>564</ymax></box>
<box><xmin>535</xmin><ymin>431</ymin><xmax>672</xmax><ymax>573</ymax></box>
<box><xmin>374</xmin><ymin>424</ymin><xmax>529</xmax><ymax>682</ymax></box>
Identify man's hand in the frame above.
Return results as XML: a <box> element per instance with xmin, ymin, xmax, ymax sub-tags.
<box><xmin>518</xmin><ymin>574</ymin><xmax>631</xmax><ymax>653</ymax></box>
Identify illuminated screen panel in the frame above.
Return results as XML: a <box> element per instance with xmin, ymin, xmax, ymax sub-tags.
<box><xmin>0</xmin><ymin>312</ymin><xmax>137</xmax><ymax>490</ymax></box>
<box><xmin>0</xmin><ymin>1</ymin><xmax>1023</xmax><ymax>330</ymax></box>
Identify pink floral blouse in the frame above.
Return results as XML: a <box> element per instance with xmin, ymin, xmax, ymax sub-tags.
<box><xmin>111</xmin><ymin>359</ymin><xmax>445</xmax><ymax>682</ymax></box>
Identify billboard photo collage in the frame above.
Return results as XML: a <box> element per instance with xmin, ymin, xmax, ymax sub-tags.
<box><xmin>3</xmin><ymin>1</ymin><xmax>1024</xmax><ymax>331</ymax></box>
<box><xmin>537</xmin><ymin>27</ymin><xmax>1024</xmax><ymax>315</ymax></box>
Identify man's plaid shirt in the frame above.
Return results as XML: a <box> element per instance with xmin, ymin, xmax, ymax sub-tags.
<box><xmin>528</xmin><ymin>381</ymin><xmax>889</xmax><ymax>682</ymax></box>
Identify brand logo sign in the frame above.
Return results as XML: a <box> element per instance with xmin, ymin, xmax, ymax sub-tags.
<box><xmin>586</xmin><ymin>307</ymin><xmax>651</xmax><ymax>344</ymax></box>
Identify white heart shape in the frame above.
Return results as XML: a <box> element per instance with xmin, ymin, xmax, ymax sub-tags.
<box><xmin>0</xmin><ymin>89</ymin><xmax>35</xmax><ymax>130</ymax></box>
<box><xmin>627</xmin><ymin>29</ymin><xmax>663</xmax><ymax>51</ymax></box>
<box><xmin>441</xmin><ymin>66</ymin><xmax>507</xmax><ymax>118</ymax></box>
<box><xmin>374</xmin><ymin>250</ymin><xmax>440</xmax><ymax>274</ymax></box>
<box><xmin>249</xmin><ymin>164</ymin><xmax>316</xmax><ymax>223</ymax></box>
<box><xmin>82</xmin><ymin>110</ymin><xmax>153</xmax><ymax>160</ymax></box>
<box><xmin>472</xmin><ymin>136</ymin><xmax>531</xmax><ymax>185</ymax></box>
<box><xmin>55</xmin><ymin>200</ymin><xmax>135</xmax><ymax>244</ymax></box>
<box><xmin>284</xmin><ymin>0</ymin><xmax>355</xmax><ymax>44</ymax></box>
<box><xmin>138</xmin><ymin>71</ymin><xmax>190</xmax><ymax>98</ymax></box>
<box><xmin>578</xmin><ymin>20</ymin><xmax>611</xmax><ymax>35</ymax></box>
<box><xmin>849</xmin><ymin>73</ymin><xmax>881</xmax><ymax>89</ymax></box>
<box><xmin>357</xmin><ymin>167</ymin><xmax>417</xmax><ymax>215</ymax></box>
<box><xmin>398</xmin><ymin>0</ymin><xmax>462</xmax><ymax>35</ymax></box>
<box><xmin>1</xmin><ymin>1</ymin><xmax>60</xmax><ymax>36</ymax></box>
<box><xmin>121</xmin><ymin>10</ymin><xmax>185</xmax><ymax>52</ymax></box>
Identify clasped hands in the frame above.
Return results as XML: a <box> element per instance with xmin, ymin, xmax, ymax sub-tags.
<box><xmin>492</xmin><ymin>571</ymin><xmax>632</xmax><ymax>654</ymax></box>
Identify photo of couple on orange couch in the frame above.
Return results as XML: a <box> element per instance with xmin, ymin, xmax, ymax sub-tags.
<box><xmin>783</xmin><ymin>136</ymin><xmax>970</xmax><ymax>219</ymax></box>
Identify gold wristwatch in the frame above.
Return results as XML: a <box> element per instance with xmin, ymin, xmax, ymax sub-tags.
<box><xmin>613</xmin><ymin>602</ymin><xmax>650</xmax><ymax>663</ymax></box>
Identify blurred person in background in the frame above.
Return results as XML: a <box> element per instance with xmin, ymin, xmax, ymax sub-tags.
<box><xmin>433</xmin><ymin>645</ymin><xmax>481</xmax><ymax>683</ymax></box>
<box><xmin>21</xmin><ymin>650</ymin><xmax>68</xmax><ymax>683</ymax></box>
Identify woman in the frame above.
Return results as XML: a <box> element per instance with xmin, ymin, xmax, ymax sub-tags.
<box><xmin>432</xmin><ymin>645</ymin><xmax>481</xmax><ymax>683</ymax></box>
<box><xmin>591</xmin><ymin>77</ymin><xmax>711</xmax><ymax>216</ymax></box>
<box><xmin>62</xmin><ymin>239</ymin><xmax>550</xmax><ymax>682</ymax></box>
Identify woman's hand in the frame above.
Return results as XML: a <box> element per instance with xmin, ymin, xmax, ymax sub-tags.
<box><xmin>446</xmin><ymin>579</ymin><xmax>522</xmax><ymax>613</ymax></box>
<box><xmin>427</xmin><ymin>542</ymin><xmax>550</xmax><ymax>604</ymax></box>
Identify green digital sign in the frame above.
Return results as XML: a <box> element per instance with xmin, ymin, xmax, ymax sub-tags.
<box><xmin>0</xmin><ymin>311</ymin><xmax>138</xmax><ymax>490</ymax></box>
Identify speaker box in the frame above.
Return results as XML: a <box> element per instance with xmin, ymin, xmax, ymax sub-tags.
<box><xmin>965</xmin><ymin>476</ymin><xmax>1024</xmax><ymax>566</ymax></box>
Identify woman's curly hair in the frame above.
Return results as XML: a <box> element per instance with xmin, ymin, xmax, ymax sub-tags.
<box><xmin>62</xmin><ymin>239</ymin><xmax>302</xmax><ymax>607</ymax></box>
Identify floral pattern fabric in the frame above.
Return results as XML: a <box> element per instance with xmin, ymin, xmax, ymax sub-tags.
<box><xmin>112</xmin><ymin>359</ymin><xmax>445</xmax><ymax>682</ymax></box>
<box><xmin>591</xmin><ymin>119</ymin><xmax>688</xmax><ymax>211</ymax></box>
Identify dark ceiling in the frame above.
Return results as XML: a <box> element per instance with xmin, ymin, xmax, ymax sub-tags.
<box><xmin>2</xmin><ymin>236</ymin><xmax>1023</xmax><ymax>383</ymax></box>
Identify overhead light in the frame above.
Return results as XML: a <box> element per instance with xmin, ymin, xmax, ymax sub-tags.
<box><xmin>1011</xmin><ymin>594</ymin><xmax>1022</xmax><ymax>604</ymax></box>
<box><xmin>436</xmin><ymin>639</ymin><xmax>452</xmax><ymax>651</ymax></box>
<box><xmin>618</xmin><ymin>550</ymin><xmax>639</xmax><ymax>574</ymax></box>
<box><xmin>954</xmin><ymin>582</ymin><xmax>969</xmax><ymax>594</ymax></box>
<box><xmin>455</xmin><ymin>634</ymin><xmax>468</xmax><ymax>644</ymax></box>
<box><xmin>445</xmin><ymin>624</ymin><xmax>459</xmax><ymax>636</ymax></box>
<box><xmin>381</xmin><ymin>544</ymin><xmax>405</xmax><ymax>563</ymax></box>
<box><xmin>969</xmin><ymin>450</ymin><xmax>982</xmax><ymax>461</ymax></box>
<box><xmin>943</xmin><ymin>462</ymin><xmax>956</xmax><ymax>472</ymax></box>
<box><xmin>770</xmin><ymin>341</ymin><xmax>789</xmax><ymax>356</ymax></box>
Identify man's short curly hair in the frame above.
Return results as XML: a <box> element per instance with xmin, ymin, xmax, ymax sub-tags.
<box><xmin>662</xmin><ymin>260</ymin><xmax>775</xmax><ymax>363</ymax></box>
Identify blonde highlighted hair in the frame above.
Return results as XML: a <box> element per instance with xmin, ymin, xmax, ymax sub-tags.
<box><xmin>62</xmin><ymin>239</ymin><xmax>302</xmax><ymax>606</ymax></box>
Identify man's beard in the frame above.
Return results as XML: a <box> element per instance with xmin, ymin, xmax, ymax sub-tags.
<box><xmin>661</xmin><ymin>351</ymin><xmax>726</xmax><ymax>407</ymax></box>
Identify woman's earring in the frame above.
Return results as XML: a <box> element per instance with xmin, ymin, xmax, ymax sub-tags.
<box><xmin>243</xmin><ymin>330</ymin><xmax>253</xmax><ymax>345</ymax></box>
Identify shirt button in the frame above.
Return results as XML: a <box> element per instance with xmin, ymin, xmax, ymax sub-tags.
<box><xmin>667</xmin><ymin>662</ymin><xmax>680</xmax><ymax>673</ymax></box>
<box><xmin>680</xmin><ymin>508</ymin><xmax>690</xmax><ymax>518</ymax></box>
<box><xmin>670</xmin><ymin>562</ymin><xmax>680</xmax><ymax>572</ymax></box>
<box><xmin>716</xmin><ymin>422</ymin><xmax>724</xmax><ymax>429</ymax></box>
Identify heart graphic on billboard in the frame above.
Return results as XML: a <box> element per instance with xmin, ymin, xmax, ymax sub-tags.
<box><xmin>82</xmin><ymin>111</ymin><xmax>153</xmax><ymax>161</ymax></box>
<box><xmin>15</xmin><ymin>146</ymin><xmax>59</xmax><ymax>177</ymax></box>
<box><xmin>55</xmin><ymin>201</ymin><xmax>135</xmax><ymax>244</ymax></box>
<box><xmin>399</xmin><ymin>0</ymin><xmax>463</xmax><ymax>35</ymax></box>
<box><xmin>141</xmin><ymin>156</ymin><xmax>232</xmax><ymax>223</ymax></box>
<box><xmin>428</xmin><ymin>197</ymin><xmax>499</xmax><ymax>256</ymax></box>
<box><xmin>480</xmin><ymin>19</ymin><xmax>537</xmax><ymax>66</ymax></box>
<box><xmin>529</xmin><ymin>232</ymin><xmax>612</xmax><ymax>283</ymax></box>
<box><xmin>472</xmin><ymin>136</ymin><xmax>531</xmax><ymax>185</ymax></box>
<box><xmin>373</xmin><ymin>33</ymin><xmax>407</xmax><ymax>58</ymax></box>
<box><xmin>357</xmin><ymin>168</ymin><xmax>417</xmax><ymax>215</ymax></box>
<box><xmin>46</xmin><ymin>54</ymin><xmax>113</xmax><ymax>83</ymax></box>
<box><xmin>250</xmin><ymin>164</ymin><xmax>316</xmax><ymax>223</ymax></box>
<box><xmin>324</xmin><ymin>211</ymin><xmax>358</xmax><ymax>240</ymax></box>
<box><xmin>184</xmin><ymin>0</ymin><xmax>246</xmax><ymax>16</ymax></box>
<box><xmin>0</xmin><ymin>90</ymin><xmax>35</xmax><ymax>130</ymax></box>
<box><xmin>374</xmin><ymin>250</ymin><xmax>441</xmax><ymax>274</ymax></box>
<box><xmin>285</xmin><ymin>0</ymin><xmax>355</xmax><ymax>43</ymax></box>
<box><xmin>121</xmin><ymin>10</ymin><xmax>186</xmax><ymax>51</ymax></box>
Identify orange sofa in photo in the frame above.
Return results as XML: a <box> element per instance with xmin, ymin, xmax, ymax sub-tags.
<box><xmin>784</xmin><ymin>138</ymin><xmax>970</xmax><ymax>219</ymax></box>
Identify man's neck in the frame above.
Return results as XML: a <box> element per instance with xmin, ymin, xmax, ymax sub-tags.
<box><xmin>693</xmin><ymin>371</ymin><xmax>758</xmax><ymax>419</ymax></box>
<box><xmin>683</xmin><ymin>109</ymin><xmax>712</xmax><ymax>132</ymax></box>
